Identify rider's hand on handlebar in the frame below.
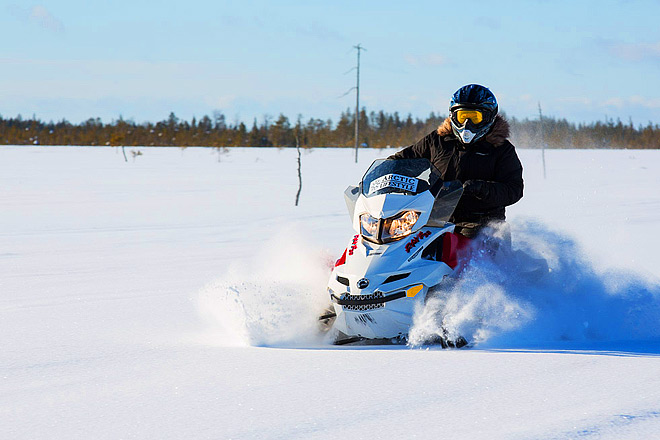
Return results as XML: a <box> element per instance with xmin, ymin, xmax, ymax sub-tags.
<box><xmin>463</xmin><ymin>180</ymin><xmax>489</xmax><ymax>200</ymax></box>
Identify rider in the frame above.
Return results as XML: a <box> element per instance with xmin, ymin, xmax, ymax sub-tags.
<box><xmin>390</xmin><ymin>84</ymin><xmax>523</xmax><ymax>240</ymax></box>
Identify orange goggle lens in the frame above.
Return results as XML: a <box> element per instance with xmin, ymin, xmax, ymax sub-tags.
<box><xmin>455</xmin><ymin>109</ymin><xmax>484</xmax><ymax>125</ymax></box>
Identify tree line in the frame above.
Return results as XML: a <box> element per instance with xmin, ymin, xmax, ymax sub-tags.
<box><xmin>1</xmin><ymin>110</ymin><xmax>658</xmax><ymax>149</ymax></box>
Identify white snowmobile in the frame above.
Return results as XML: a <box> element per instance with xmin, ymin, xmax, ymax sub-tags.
<box><xmin>320</xmin><ymin>158</ymin><xmax>471</xmax><ymax>346</ymax></box>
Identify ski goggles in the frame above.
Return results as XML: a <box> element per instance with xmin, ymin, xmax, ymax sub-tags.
<box><xmin>452</xmin><ymin>109</ymin><xmax>484</xmax><ymax>125</ymax></box>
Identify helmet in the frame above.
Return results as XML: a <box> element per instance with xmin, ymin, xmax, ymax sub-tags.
<box><xmin>449</xmin><ymin>84</ymin><xmax>498</xmax><ymax>144</ymax></box>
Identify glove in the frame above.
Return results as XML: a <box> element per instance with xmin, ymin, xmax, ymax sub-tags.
<box><xmin>462</xmin><ymin>180</ymin><xmax>490</xmax><ymax>200</ymax></box>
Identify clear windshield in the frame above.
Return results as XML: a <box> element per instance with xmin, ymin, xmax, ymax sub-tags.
<box><xmin>426</xmin><ymin>180</ymin><xmax>464</xmax><ymax>226</ymax></box>
<box><xmin>361</xmin><ymin>159</ymin><xmax>440</xmax><ymax>197</ymax></box>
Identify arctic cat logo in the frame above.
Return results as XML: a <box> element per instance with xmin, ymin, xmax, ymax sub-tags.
<box><xmin>368</xmin><ymin>174</ymin><xmax>419</xmax><ymax>195</ymax></box>
<box><xmin>357</xmin><ymin>278</ymin><xmax>369</xmax><ymax>289</ymax></box>
<box><xmin>405</xmin><ymin>230</ymin><xmax>432</xmax><ymax>253</ymax></box>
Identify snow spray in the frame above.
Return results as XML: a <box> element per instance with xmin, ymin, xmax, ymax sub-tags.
<box><xmin>197</xmin><ymin>220</ymin><xmax>660</xmax><ymax>349</ymax></box>
<box><xmin>196</xmin><ymin>226</ymin><xmax>330</xmax><ymax>347</ymax></box>
<box><xmin>409</xmin><ymin>220</ymin><xmax>660</xmax><ymax>348</ymax></box>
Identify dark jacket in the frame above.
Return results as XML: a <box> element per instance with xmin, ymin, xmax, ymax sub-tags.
<box><xmin>390</xmin><ymin>115</ymin><xmax>523</xmax><ymax>232</ymax></box>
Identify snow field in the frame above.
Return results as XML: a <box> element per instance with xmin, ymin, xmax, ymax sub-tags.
<box><xmin>2</xmin><ymin>146</ymin><xmax>660</xmax><ymax>439</ymax></box>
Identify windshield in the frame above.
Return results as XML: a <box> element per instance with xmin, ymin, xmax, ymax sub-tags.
<box><xmin>361</xmin><ymin>159</ymin><xmax>440</xmax><ymax>197</ymax></box>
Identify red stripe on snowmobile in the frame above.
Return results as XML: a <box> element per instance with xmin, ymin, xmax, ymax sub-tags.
<box><xmin>335</xmin><ymin>248</ymin><xmax>347</xmax><ymax>267</ymax></box>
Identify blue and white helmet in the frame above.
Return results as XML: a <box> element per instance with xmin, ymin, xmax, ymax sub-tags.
<box><xmin>449</xmin><ymin>84</ymin><xmax>498</xmax><ymax>144</ymax></box>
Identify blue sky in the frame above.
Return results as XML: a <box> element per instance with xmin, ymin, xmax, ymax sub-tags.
<box><xmin>1</xmin><ymin>0</ymin><xmax>659</xmax><ymax>126</ymax></box>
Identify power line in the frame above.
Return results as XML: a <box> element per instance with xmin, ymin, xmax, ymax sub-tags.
<box><xmin>353</xmin><ymin>43</ymin><xmax>366</xmax><ymax>163</ymax></box>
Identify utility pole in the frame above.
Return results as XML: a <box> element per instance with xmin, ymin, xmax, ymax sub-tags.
<box><xmin>354</xmin><ymin>44</ymin><xmax>365</xmax><ymax>163</ymax></box>
<box><xmin>538</xmin><ymin>102</ymin><xmax>547</xmax><ymax>179</ymax></box>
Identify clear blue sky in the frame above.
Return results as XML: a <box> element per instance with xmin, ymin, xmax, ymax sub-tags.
<box><xmin>2</xmin><ymin>0</ymin><xmax>659</xmax><ymax>126</ymax></box>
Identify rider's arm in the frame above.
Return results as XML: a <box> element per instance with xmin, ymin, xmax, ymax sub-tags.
<box><xmin>388</xmin><ymin>131</ymin><xmax>436</xmax><ymax>160</ymax></box>
<box><xmin>465</xmin><ymin>141</ymin><xmax>524</xmax><ymax>208</ymax></box>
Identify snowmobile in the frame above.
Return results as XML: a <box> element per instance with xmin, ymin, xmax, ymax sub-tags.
<box><xmin>320</xmin><ymin>158</ymin><xmax>471</xmax><ymax>347</ymax></box>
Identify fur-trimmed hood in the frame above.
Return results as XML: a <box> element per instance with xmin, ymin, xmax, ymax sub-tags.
<box><xmin>437</xmin><ymin>114</ymin><xmax>510</xmax><ymax>147</ymax></box>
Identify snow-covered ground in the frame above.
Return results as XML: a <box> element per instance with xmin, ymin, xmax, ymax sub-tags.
<box><xmin>2</xmin><ymin>145</ymin><xmax>660</xmax><ymax>439</ymax></box>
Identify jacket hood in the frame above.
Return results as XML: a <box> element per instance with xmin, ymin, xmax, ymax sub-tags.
<box><xmin>437</xmin><ymin>114</ymin><xmax>510</xmax><ymax>147</ymax></box>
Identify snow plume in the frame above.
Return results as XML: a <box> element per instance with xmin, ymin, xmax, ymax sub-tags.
<box><xmin>410</xmin><ymin>220</ymin><xmax>660</xmax><ymax>348</ymax></box>
<box><xmin>196</xmin><ymin>227</ymin><xmax>330</xmax><ymax>347</ymax></box>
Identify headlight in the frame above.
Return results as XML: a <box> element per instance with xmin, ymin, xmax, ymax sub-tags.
<box><xmin>360</xmin><ymin>213</ymin><xmax>379</xmax><ymax>238</ymax></box>
<box><xmin>382</xmin><ymin>210</ymin><xmax>419</xmax><ymax>241</ymax></box>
